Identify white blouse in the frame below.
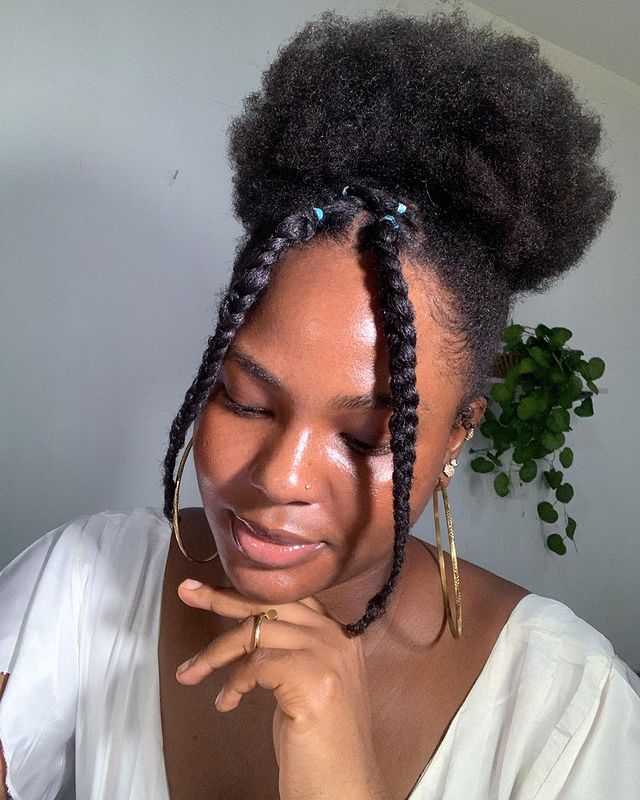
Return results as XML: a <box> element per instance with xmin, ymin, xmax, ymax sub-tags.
<box><xmin>0</xmin><ymin>508</ymin><xmax>639</xmax><ymax>800</ymax></box>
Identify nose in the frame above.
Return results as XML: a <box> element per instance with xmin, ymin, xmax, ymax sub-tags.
<box><xmin>249</xmin><ymin>424</ymin><xmax>319</xmax><ymax>505</ymax></box>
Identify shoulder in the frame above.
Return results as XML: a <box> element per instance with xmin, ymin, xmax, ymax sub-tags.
<box><xmin>494</xmin><ymin>594</ymin><xmax>640</xmax><ymax>795</ymax></box>
<box><xmin>415</xmin><ymin>539</ymin><xmax>531</xmax><ymax>644</ymax></box>
<box><xmin>420</xmin><ymin>580</ymin><xmax>640</xmax><ymax>797</ymax></box>
<box><xmin>0</xmin><ymin>508</ymin><xmax>172</xmax><ymax>800</ymax></box>
<box><xmin>0</xmin><ymin>507</ymin><xmax>171</xmax><ymax>668</ymax></box>
<box><xmin>72</xmin><ymin>506</ymin><xmax>172</xmax><ymax>570</ymax></box>
<box><xmin>1</xmin><ymin>506</ymin><xmax>171</xmax><ymax>578</ymax></box>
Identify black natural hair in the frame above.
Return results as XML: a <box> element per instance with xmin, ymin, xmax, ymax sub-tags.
<box><xmin>162</xmin><ymin>9</ymin><xmax>615</xmax><ymax>636</ymax></box>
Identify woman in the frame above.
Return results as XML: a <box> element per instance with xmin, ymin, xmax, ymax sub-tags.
<box><xmin>1</xmin><ymin>10</ymin><xmax>639</xmax><ymax>800</ymax></box>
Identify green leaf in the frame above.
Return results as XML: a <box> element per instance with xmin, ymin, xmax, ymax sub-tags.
<box><xmin>547</xmin><ymin>533</ymin><xmax>567</xmax><ymax>555</ymax></box>
<box><xmin>518</xmin><ymin>357</ymin><xmax>535</xmax><ymax>375</ymax></box>
<box><xmin>532</xmin><ymin>388</ymin><xmax>552</xmax><ymax>416</ymax></box>
<box><xmin>517</xmin><ymin>395</ymin><xmax>539</xmax><ymax>421</ymax></box>
<box><xmin>543</xmin><ymin>468</ymin><xmax>563</xmax><ymax>490</ymax></box>
<box><xmin>588</xmin><ymin>357</ymin><xmax>605</xmax><ymax>379</ymax></box>
<box><xmin>556</xmin><ymin>483</ymin><xmax>574</xmax><ymax>503</ymax></box>
<box><xmin>559</xmin><ymin>447</ymin><xmax>573</xmax><ymax>468</ymax></box>
<box><xmin>480</xmin><ymin>419</ymin><xmax>501</xmax><ymax>439</ymax></box>
<box><xmin>541</xmin><ymin>430</ymin><xmax>565</xmax><ymax>451</ymax></box>
<box><xmin>538</xmin><ymin>501</ymin><xmax>559</xmax><ymax>524</ymax></box>
<box><xmin>574</xmin><ymin>396</ymin><xmax>594</xmax><ymax>417</ymax></box>
<box><xmin>490</xmin><ymin>383</ymin><xmax>511</xmax><ymax>404</ymax></box>
<box><xmin>535</xmin><ymin>324</ymin><xmax>552</xmax><ymax>339</ymax></box>
<box><xmin>559</xmin><ymin>375</ymin><xmax>584</xmax><ymax>407</ymax></box>
<box><xmin>549</xmin><ymin>327</ymin><xmax>573</xmax><ymax>348</ymax></box>
<box><xmin>513</xmin><ymin>444</ymin><xmax>534</xmax><ymax>464</ymax></box>
<box><xmin>547</xmin><ymin>407</ymin><xmax>571</xmax><ymax>433</ymax></box>
<box><xmin>487</xmin><ymin>452</ymin><xmax>503</xmax><ymax>466</ymax></box>
<box><xmin>530</xmin><ymin>346</ymin><xmax>550</xmax><ymax>368</ymax></box>
<box><xmin>471</xmin><ymin>457</ymin><xmax>495</xmax><ymax>473</ymax></box>
<box><xmin>531</xmin><ymin>442</ymin><xmax>548</xmax><ymax>460</ymax></box>
<box><xmin>504</xmin><ymin>366</ymin><xmax>521</xmax><ymax>393</ymax></box>
<box><xmin>504</xmin><ymin>324</ymin><xmax>525</xmax><ymax>346</ymax></box>
<box><xmin>494</xmin><ymin>472</ymin><xmax>510</xmax><ymax>497</ymax></box>
<box><xmin>519</xmin><ymin>459</ymin><xmax>537</xmax><ymax>482</ymax></box>
<box><xmin>566</xmin><ymin>517</ymin><xmax>577</xmax><ymax>539</ymax></box>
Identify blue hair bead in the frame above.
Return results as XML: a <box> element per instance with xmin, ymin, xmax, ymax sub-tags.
<box><xmin>313</xmin><ymin>207</ymin><xmax>324</xmax><ymax>221</ymax></box>
<box><xmin>381</xmin><ymin>214</ymin><xmax>399</xmax><ymax>229</ymax></box>
<box><xmin>396</xmin><ymin>201</ymin><xmax>407</xmax><ymax>215</ymax></box>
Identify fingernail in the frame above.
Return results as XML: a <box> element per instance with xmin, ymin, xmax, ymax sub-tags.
<box><xmin>214</xmin><ymin>689</ymin><xmax>224</xmax><ymax>708</ymax></box>
<box><xmin>177</xmin><ymin>655</ymin><xmax>195</xmax><ymax>675</ymax></box>
<box><xmin>181</xmin><ymin>578</ymin><xmax>203</xmax><ymax>590</ymax></box>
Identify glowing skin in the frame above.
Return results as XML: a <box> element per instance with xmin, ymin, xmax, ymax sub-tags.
<box><xmin>192</xmin><ymin>236</ymin><xmax>486</xmax><ymax>630</ymax></box>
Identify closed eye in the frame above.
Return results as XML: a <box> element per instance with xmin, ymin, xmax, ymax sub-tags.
<box><xmin>219</xmin><ymin>386</ymin><xmax>269</xmax><ymax>417</ymax></box>
<box><xmin>219</xmin><ymin>386</ymin><xmax>391</xmax><ymax>457</ymax></box>
<box><xmin>341</xmin><ymin>435</ymin><xmax>392</xmax><ymax>457</ymax></box>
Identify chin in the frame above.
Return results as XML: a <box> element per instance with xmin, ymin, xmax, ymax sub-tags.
<box><xmin>216</xmin><ymin>547</ymin><xmax>334</xmax><ymax>605</ymax></box>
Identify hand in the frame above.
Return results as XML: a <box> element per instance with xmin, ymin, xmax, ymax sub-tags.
<box><xmin>175</xmin><ymin>580</ymin><xmax>392</xmax><ymax>800</ymax></box>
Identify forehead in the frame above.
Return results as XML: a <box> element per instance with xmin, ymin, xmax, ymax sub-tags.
<box><xmin>233</xmin><ymin>239</ymin><xmax>463</xmax><ymax>409</ymax></box>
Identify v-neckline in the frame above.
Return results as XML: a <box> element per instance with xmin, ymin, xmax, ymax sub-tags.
<box><xmin>155</xmin><ymin>515</ymin><xmax>534</xmax><ymax>800</ymax></box>
<box><xmin>405</xmin><ymin>591</ymin><xmax>535</xmax><ymax>797</ymax></box>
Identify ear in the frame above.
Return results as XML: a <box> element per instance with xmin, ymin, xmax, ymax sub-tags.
<box><xmin>439</xmin><ymin>395</ymin><xmax>487</xmax><ymax>490</ymax></box>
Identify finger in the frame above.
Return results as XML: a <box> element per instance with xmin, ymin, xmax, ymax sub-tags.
<box><xmin>175</xmin><ymin>617</ymin><xmax>316</xmax><ymax>685</ymax></box>
<box><xmin>215</xmin><ymin>648</ymin><xmax>308</xmax><ymax>712</ymax></box>
<box><xmin>298</xmin><ymin>595</ymin><xmax>328</xmax><ymax>615</ymax></box>
<box><xmin>177</xmin><ymin>580</ymin><xmax>333</xmax><ymax>626</ymax></box>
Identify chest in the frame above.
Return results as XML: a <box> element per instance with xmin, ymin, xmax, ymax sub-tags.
<box><xmin>158</xmin><ymin>613</ymin><xmax>467</xmax><ymax>800</ymax></box>
<box><xmin>156</xmin><ymin>519</ymin><xmax>520</xmax><ymax>799</ymax></box>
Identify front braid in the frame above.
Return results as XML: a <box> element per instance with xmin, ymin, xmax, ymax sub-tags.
<box><xmin>344</xmin><ymin>192</ymin><xmax>420</xmax><ymax>636</ymax></box>
<box><xmin>162</xmin><ymin>210</ymin><xmax>322</xmax><ymax>520</ymax></box>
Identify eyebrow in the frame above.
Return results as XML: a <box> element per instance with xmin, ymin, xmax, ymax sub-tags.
<box><xmin>226</xmin><ymin>347</ymin><xmax>397</xmax><ymax>411</ymax></box>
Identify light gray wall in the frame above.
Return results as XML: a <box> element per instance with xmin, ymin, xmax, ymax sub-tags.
<box><xmin>2</xmin><ymin>1</ymin><xmax>639</xmax><ymax>667</ymax></box>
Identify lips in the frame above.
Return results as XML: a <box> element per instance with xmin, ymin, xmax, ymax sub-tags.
<box><xmin>238</xmin><ymin>516</ymin><xmax>323</xmax><ymax>546</ymax></box>
<box><xmin>230</xmin><ymin>513</ymin><xmax>326</xmax><ymax>568</ymax></box>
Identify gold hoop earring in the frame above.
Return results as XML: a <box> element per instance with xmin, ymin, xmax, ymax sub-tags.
<box><xmin>172</xmin><ymin>437</ymin><xmax>220</xmax><ymax>564</ymax></box>
<box><xmin>432</xmin><ymin>478</ymin><xmax>462</xmax><ymax>638</ymax></box>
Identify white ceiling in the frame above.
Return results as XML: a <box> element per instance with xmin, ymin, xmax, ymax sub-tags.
<box><xmin>470</xmin><ymin>0</ymin><xmax>640</xmax><ymax>85</ymax></box>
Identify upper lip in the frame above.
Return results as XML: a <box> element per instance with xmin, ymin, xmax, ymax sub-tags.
<box><xmin>234</xmin><ymin>514</ymin><xmax>324</xmax><ymax>546</ymax></box>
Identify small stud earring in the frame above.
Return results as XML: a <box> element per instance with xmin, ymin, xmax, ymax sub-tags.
<box><xmin>304</xmin><ymin>484</ymin><xmax>310</xmax><ymax>490</ymax></box>
<box><xmin>443</xmin><ymin>458</ymin><xmax>458</xmax><ymax>478</ymax></box>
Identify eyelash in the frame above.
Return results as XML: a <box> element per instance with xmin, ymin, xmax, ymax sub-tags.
<box><xmin>218</xmin><ymin>387</ymin><xmax>392</xmax><ymax>457</ymax></box>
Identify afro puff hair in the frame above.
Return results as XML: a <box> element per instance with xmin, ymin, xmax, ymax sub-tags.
<box><xmin>228</xmin><ymin>9</ymin><xmax>615</xmax><ymax>295</ymax></box>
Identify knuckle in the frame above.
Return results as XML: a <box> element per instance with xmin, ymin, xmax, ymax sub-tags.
<box><xmin>249</xmin><ymin>646</ymin><xmax>270</xmax><ymax>667</ymax></box>
<box><xmin>313</xmin><ymin>668</ymin><xmax>342</xmax><ymax>702</ymax></box>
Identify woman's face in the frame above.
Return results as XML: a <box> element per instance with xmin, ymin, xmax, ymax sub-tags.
<box><xmin>193</xmin><ymin>238</ymin><xmax>484</xmax><ymax>619</ymax></box>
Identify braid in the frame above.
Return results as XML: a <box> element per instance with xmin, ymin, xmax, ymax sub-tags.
<box><xmin>162</xmin><ymin>211</ymin><xmax>322</xmax><ymax>520</ymax></box>
<box><xmin>344</xmin><ymin>194</ymin><xmax>420</xmax><ymax>636</ymax></box>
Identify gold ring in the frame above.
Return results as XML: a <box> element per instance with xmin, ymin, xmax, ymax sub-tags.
<box><xmin>251</xmin><ymin>608</ymin><xmax>278</xmax><ymax>651</ymax></box>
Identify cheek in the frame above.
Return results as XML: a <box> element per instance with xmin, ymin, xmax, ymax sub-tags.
<box><xmin>192</xmin><ymin>401</ymin><xmax>254</xmax><ymax>499</ymax></box>
<box><xmin>408</xmin><ymin>425</ymin><xmax>449</xmax><ymax>526</ymax></box>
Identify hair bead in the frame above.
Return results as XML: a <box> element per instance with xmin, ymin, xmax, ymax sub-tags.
<box><xmin>381</xmin><ymin>213</ymin><xmax>400</xmax><ymax>229</ymax></box>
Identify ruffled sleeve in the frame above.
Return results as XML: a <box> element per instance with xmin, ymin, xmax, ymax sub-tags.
<box><xmin>0</xmin><ymin>516</ymin><xmax>88</xmax><ymax>800</ymax></box>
